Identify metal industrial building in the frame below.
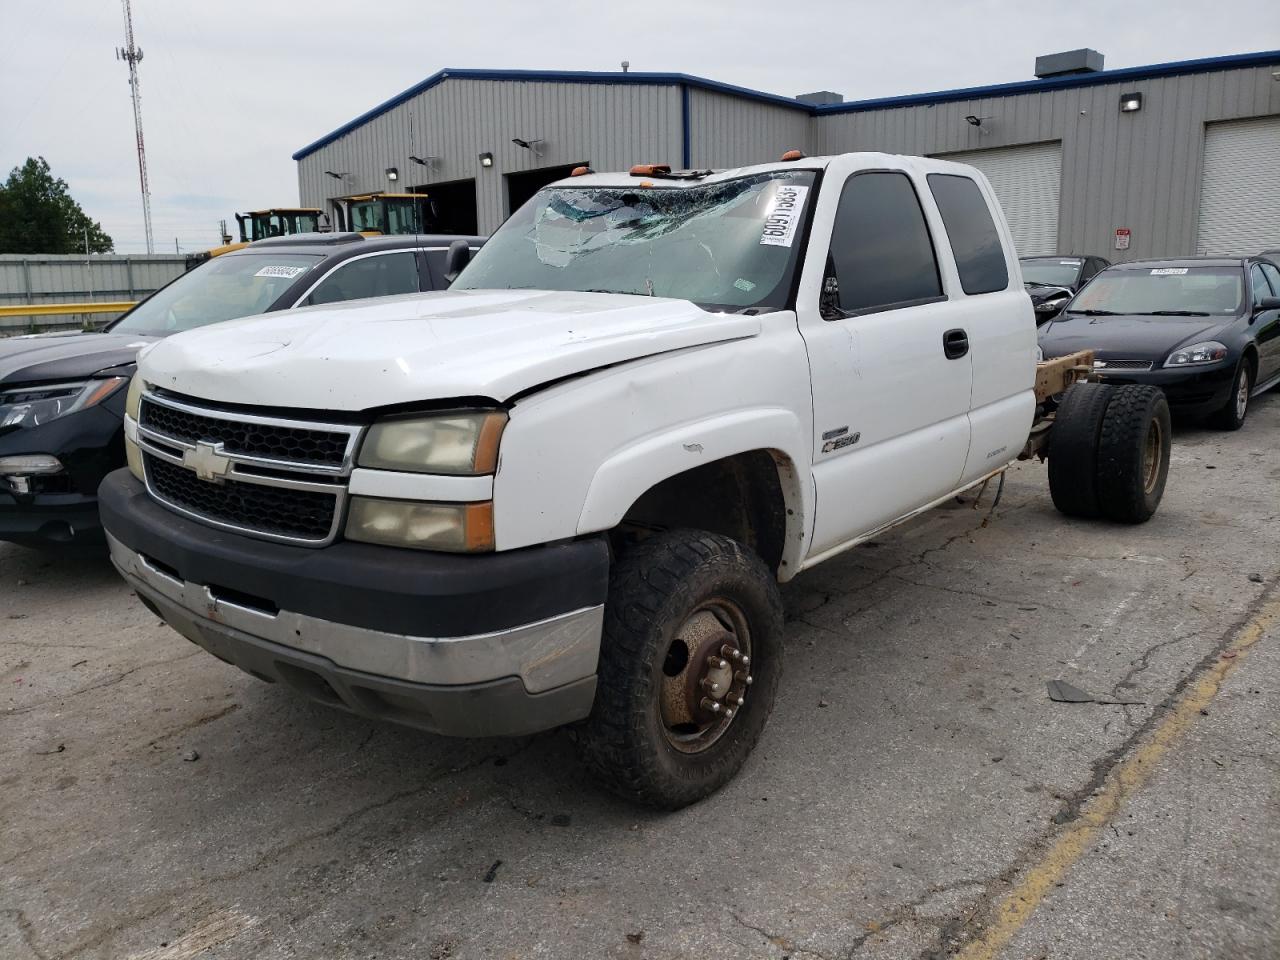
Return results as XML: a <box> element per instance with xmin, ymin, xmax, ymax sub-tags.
<box><xmin>294</xmin><ymin>49</ymin><xmax>1280</xmax><ymax>260</ymax></box>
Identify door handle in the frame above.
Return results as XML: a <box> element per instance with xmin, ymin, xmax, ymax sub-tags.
<box><xmin>943</xmin><ymin>328</ymin><xmax>969</xmax><ymax>359</ymax></box>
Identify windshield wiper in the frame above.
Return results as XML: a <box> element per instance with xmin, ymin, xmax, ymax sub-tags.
<box><xmin>1148</xmin><ymin>309</ymin><xmax>1211</xmax><ymax>316</ymax></box>
<box><xmin>1071</xmin><ymin>309</ymin><xmax>1119</xmax><ymax>316</ymax></box>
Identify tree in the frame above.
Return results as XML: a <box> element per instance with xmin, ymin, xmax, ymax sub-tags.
<box><xmin>0</xmin><ymin>157</ymin><xmax>114</xmax><ymax>254</ymax></box>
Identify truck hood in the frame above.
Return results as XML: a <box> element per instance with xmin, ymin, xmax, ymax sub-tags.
<box><xmin>139</xmin><ymin>289</ymin><xmax>764</xmax><ymax>410</ymax></box>
<box><xmin>0</xmin><ymin>330</ymin><xmax>156</xmax><ymax>387</ymax></box>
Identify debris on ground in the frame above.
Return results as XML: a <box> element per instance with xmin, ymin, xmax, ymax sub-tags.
<box><xmin>1046</xmin><ymin>679</ymin><xmax>1144</xmax><ymax>706</ymax></box>
<box><xmin>1248</xmin><ymin>573</ymin><xmax>1264</xmax><ymax>583</ymax></box>
<box><xmin>483</xmin><ymin>860</ymin><xmax>503</xmax><ymax>883</ymax></box>
<box><xmin>33</xmin><ymin>743</ymin><xmax>65</xmax><ymax>756</ymax></box>
<box><xmin>625</xmin><ymin>931</ymin><xmax>644</xmax><ymax>944</ymax></box>
<box><xmin>181</xmin><ymin>749</ymin><xmax>200</xmax><ymax>762</ymax></box>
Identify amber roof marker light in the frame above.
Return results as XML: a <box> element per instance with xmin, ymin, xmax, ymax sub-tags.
<box><xmin>780</xmin><ymin>149</ymin><xmax>804</xmax><ymax>161</ymax></box>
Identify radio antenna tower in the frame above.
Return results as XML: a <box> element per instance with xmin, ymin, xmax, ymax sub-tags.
<box><xmin>116</xmin><ymin>0</ymin><xmax>154</xmax><ymax>253</ymax></box>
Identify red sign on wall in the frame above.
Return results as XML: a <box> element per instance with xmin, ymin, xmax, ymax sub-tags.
<box><xmin>1115</xmin><ymin>228</ymin><xmax>1131</xmax><ymax>250</ymax></box>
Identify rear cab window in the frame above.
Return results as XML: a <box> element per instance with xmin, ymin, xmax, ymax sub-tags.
<box><xmin>927</xmin><ymin>174</ymin><xmax>1009</xmax><ymax>295</ymax></box>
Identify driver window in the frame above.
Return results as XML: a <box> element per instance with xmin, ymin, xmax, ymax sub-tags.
<box><xmin>1261</xmin><ymin>262</ymin><xmax>1280</xmax><ymax>298</ymax></box>
<box><xmin>1251</xmin><ymin>265</ymin><xmax>1272</xmax><ymax>305</ymax></box>
<box><xmin>304</xmin><ymin>252</ymin><xmax>421</xmax><ymax>306</ymax></box>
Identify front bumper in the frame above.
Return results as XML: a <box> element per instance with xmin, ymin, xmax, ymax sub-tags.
<box><xmin>1083</xmin><ymin>362</ymin><xmax>1235</xmax><ymax>414</ymax></box>
<box><xmin>0</xmin><ymin>489</ymin><xmax>103</xmax><ymax>545</ymax></box>
<box><xmin>100</xmin><ymin>469</ymin><xmax>610</xmax><ymax>737</ymax></box>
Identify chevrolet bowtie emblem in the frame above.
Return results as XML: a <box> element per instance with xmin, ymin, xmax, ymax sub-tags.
<box><xmin>183</xmin><ymin>440</ymin><xmax>232</xmax><ymax>483</ymax></box>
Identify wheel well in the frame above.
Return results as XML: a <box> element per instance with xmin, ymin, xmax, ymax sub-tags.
<box><xmin>616</xmin><ymin>450</ymin><xmax>789</xmax><ymax>574</ymax></box>
<box><xmin>1243</xmin><ymin>346</ymin><xmax>1258</xmax><ymax>376</ymax></box>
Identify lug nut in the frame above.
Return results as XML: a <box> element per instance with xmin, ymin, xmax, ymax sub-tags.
<box><xmin>736</xmin><ymin>671</ymin><xmax>753</xmax><ymax>685</ymax></box>
<box><xmin>721</xmin><ymin>644</ymin><xmax>743</xmax><ymax>661</ymax></box>
<box><xmin>735</xmin><ymin>696</ymin><xmax>745</xmax><ymax>707</ymax></box>
<box><xmin>723</xmin><ymin>707</ymin><xmax>735</xmax><ymax>719</ymax></box>
<box><xmin>700</xmin><ymin>678</ymin><xmax>721</xmax><ymax>694</ymax></box>
<box><xmin>706</xmin><ymin>656</ymin><xmax>726</xmax><ymax>670</ymax></box>
<box><xmin>740</xmin><ymin>655</ymin><xmax>750</xmax><ymax>667</ymax></box>
<box><xmin>700</xmin><ymin>697</ymin><xmax>722</xmax><ymax>713</ymax></box>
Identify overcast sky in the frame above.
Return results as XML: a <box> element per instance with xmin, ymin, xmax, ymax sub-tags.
<box><xmin>3</xmin><ymin>0</ymin><xmax>1276</xmax><ymax>254</ymax></box>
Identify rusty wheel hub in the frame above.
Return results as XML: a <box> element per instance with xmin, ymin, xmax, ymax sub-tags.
<box><xmin>659</xmin><ymin>601</ymin><xmax>754</xmax><ymax>754</ymax></box>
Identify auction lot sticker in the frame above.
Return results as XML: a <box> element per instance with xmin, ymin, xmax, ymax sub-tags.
<box><xmin>760</xmin><ymin>184</ymin><xmax>810</xmax><ymax>247</ymax></box>
<box><xmin>254</xmin><ymin>265</ymin><xmax>308</xmax><ymax>279</ymax></box>
<box><xmin>1150</xmin><ymin>268</ymin><xmax>1188</xmax><ymax>275</ymax></box>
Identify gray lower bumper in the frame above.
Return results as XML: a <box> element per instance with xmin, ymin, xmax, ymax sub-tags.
<box><xmin>109</xmin><ymin>534</ymin><xmax>602</xmax><ymax>737</ymax></box>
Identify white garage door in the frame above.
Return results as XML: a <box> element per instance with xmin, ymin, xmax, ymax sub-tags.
<box><xmin>938</xmin><ymin>142</ymin><xmax>1062</xmax><ymax>256</ymax></box>
<box><xmin>1197</xmin><ymin>116</ymin><xmax>1280</xmax><ymax>256</ymax></box>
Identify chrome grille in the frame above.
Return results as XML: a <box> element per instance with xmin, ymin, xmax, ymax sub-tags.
<box><xmin>135</xmin><ymin>393</ymin><xmax>363</xmax><ymax>546</ymax></box>
<box><xmin>146</xmin><ymin>454</ymin><xmax>337</xmax><ymax>540</ymax></box>
<box><xmin>1093</xmin><ymin>359</ymin><xmax>1154</xmax><ymax>371</ymax></box>
<box><xmin>140</xmin><ymin>400</ymin><xmax>350</xmax><ymax>466</ymax></box>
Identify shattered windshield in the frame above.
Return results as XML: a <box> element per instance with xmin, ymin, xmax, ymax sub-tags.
<box><xmin>454</xmin><ymin>170</ymin><xmax>818</xmax><ymax>310</ymax></box>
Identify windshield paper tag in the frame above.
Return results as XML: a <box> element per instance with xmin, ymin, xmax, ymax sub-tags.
<box><xmin>1150</xmin><ymin>268</ymin><xmax>1188</xmax><ymax>276</ymax></box>
<box><xmin>759</xmin><ymin>184</ymin><xmax>809</xmax><ymax>247</ymax></box>
<box><xmin>254</xmin><ymin>265</ymin><xmax>307</xmax><ymax>279</ymax></box>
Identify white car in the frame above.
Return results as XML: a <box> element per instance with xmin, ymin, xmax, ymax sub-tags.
<box><xmin>100</xmin><ymin>153</ymin><xmax>1170</xmax><ymax>807</ymax></box>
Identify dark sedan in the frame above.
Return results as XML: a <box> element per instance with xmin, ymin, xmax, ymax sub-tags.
<box><xmin>1020</xmin><ymin>255</ymin><xmax>1110</xmax><ymax>322</ymax></box>
<box><xmin>0</xmin><ymin>232</ymin><xmax>482</xmax><ymax>545</ymax></box>
<box><xmin>1038</xmin><ymin>257</ymin><xmax>1280</xmax><ymax>430</ymax></box>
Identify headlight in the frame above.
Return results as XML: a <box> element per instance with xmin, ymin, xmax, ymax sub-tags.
<box><xmin>345</xmin><ymin>497</ymin><xmax>494</xmax><ymax>552</ymax></box>
<box><xmin>1164</xmin><ymin>341</ymin><xmax>1227</xmax><ymax>367</ymax></box>
<box><xmin>358</xmin><ymin>411</ymin><xmax>506</xmax><ymax>475</ymax></box>
<box><xmin>0</xmin><ymin>377</ymin><xmax>129</xmax><ymax>430</ymax></box>
<box><xmin>125</xmin><ymin>372</ymin><xmax>145</xmax><ymax>421</ymax></box>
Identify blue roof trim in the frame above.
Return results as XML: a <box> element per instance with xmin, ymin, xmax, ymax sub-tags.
<box><xmin>293</xmin><ymin>50</ymin><xmax>1280</xmax><ymax>161</ymax></box>
<box><xmin>821</xmin><ymin>48</ymin><xmax>1280</xmax><ymax>114</ymax></box>
<box><xmin>292</xmin><ymin>68</ymin><xmax>810</xmax><ymax>160</ymax></box>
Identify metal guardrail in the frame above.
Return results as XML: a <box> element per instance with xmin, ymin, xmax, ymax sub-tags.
<box><xmin>0</xmin><ymin>301</ymin><xmax>138</xmax><ymax>318</ymax></box>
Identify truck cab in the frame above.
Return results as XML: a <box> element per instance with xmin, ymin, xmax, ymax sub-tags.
<box><xmin>99</xmin><ymin>153</ymin><xmax>1166</xmax><ymax>807</ymax></box>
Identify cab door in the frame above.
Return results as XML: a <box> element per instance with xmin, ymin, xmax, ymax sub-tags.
<box><xmin>798</xmin><ymin>158</ymin><xmax>973</xmax><ymax>560</ymax></box>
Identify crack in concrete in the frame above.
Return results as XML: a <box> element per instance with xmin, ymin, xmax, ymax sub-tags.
<box><xmin>2</xmin><ymin>652</ymin><xmax>202</xmax><ymax>717</ymax></box>
<box><xmin>28</xmin><ymin>741</ymin><xmax>535</xmax><ymax>960</ymax></box>
<box><xmin>909</xmin><ymin>579</ymin><xmax>1280</xmax><ymax>960</ymax></box>
<box><xmin>1</xmin><ymin>908</ymin><xmax>49</xmax><ymax>960</ymax></box>
<box><xmin>145</xmin><ymin>702</ymin><xmax>240</xmax><ymax>748</ymax></box>
<box><xmin>730</xmin><ymin>912</ymin><xmax>838</xmax><ymax>960</ymax></box>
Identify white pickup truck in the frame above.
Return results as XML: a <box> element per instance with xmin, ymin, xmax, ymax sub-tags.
<box><xmin>100</xmin><ymin>153</ymin><xmax>1171</xmax><ymax>807</ymax></box>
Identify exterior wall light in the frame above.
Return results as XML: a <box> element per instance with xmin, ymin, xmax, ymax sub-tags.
<box><xmin>385</xmin><ymin>167</ymin><xmax>399</xmax><ymax>182</ymax></box>
<box><xmin>1119</xmin><ymin>92</ymin><xmax>1143</xmax><ymax>113</ymax></box>
<box><xmin>479</xmin><ymin>152</ymin><xmax>494</xmax><ymax>168</ymax></box>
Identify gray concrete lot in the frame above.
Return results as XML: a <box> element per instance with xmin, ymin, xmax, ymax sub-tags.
<box><xmin>3</xmin><ymin>394</ymin><xmax>1278</xmax><ymax>960</ymax></box>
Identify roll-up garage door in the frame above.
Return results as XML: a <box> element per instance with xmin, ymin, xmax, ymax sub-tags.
<box><xmin>1197</xmin><ymin>116</ymin><xmax>1280</xmax><ymax>256</ymax></box>
<box><xmin>937</xmin><ymin>142</ymin><xmax>1062</xmax><ymax>256</ymax></box>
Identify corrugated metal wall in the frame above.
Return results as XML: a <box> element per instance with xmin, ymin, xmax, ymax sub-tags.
<box><xmin>820</xmin><ymin>65</ymin><xmax>1280</xmax><ymax>261</ymax></box>
<box><xmin>298</xmin><ymin>79</ymin><xmax>684</xmax><ymax>233</ymax></box>
<box><xmin>297</xmin><ymin>64</ymin><xmax>1280</xmax><ymax>257</ymax></box>
<box><xmin>0</xmin><ymin>254</ymin><xmax>185</xmax><ymax>334</ymax></box>
<box><xmin>686</xmin><ymin>89</ymin><xmax>813</xmax><ymax>168</ymax></box>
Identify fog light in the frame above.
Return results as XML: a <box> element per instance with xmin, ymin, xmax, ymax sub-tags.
<box><xmin>0</xmin><ymin>454</ymin><xmax>63</xmax><ymax>475</ymax></box>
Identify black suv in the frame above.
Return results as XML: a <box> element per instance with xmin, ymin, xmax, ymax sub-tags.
<box><xmin>1021</xmin><ymin>255</ymin><xmax>1111</xmax><ymax>322</ymax></box>
<box><xmin>0</xmin><ymin>232</ymin><xmax>483</xmax><ymax>545</ymax></box>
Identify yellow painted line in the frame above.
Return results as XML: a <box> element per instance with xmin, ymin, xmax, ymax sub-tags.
<box><xmin>0</xmin><ymin>301</ymin><xmax>136</xmax><ymax>318</ymax></box>
<box><xmin>956</xmin><ymin>595</ymin><xmax>1280</xmax><ymax>960</ymax></box>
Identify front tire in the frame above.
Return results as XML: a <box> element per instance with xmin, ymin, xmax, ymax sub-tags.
<box><xmin>1211</xmin><ymin>359</ymin><xmax>1252</xmax><ymax>431</ymax></box>
<box><xmin>578</xmin><ymin>530</ymin><xmax>783</xmax><ymax>809</ymax></box>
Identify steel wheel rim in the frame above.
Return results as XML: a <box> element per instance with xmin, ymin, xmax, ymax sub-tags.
<box><xmin>1236</xmin><ymin>369</ymin><xmax>1249</xmax><ymax>420</ymax></box>
<box><xmin>659</xmin><ymin>598</ymin><xmax>753</xmax><ymax>754</ymax></box>
<box><xmin>1143</xmin><ymin>417</ymin><xmax>1163</xmax><ymax>494</ymax></box>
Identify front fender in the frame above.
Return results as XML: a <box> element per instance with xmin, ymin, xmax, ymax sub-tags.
<box><xmin>576</xmin><ymin>408</ymin><xmax>814</xmax><ymax>577</ymax></box>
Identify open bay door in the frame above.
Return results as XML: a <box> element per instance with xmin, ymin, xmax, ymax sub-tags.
<box><xmin>937</xmin><ymin>142</ymin><xmax>1062</xmax><ymax>256</ymax></box>
<box><xmin>1197</xmin><ymin>116</ymin><xmax>1280</xmax><ymax>256</ymax></box>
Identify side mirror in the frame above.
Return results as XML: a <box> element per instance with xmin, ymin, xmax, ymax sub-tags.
<box><xmin>1255</xmin><ymin>295</ymin><xmax>1280</xmax><ymax>314</ymax></box>
<box><xmin>443</xmin><ymin>239</ymin><xmax>471</xmax><ymax>284</ymax></box>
